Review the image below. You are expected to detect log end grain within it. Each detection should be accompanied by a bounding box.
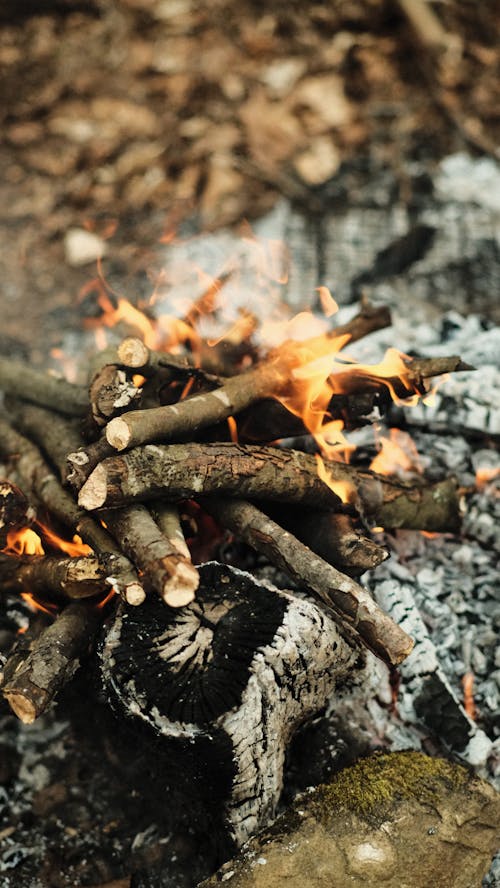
[124,582,147,607]
[2,691,37,724]
[161,560,200,608]
[106,416,131,451]
[117,337,150,369]
[78,464,108,510]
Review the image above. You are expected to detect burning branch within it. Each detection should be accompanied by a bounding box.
[0,416,145,605]
[0,550,129,601]
[77,441,460,533]
[104,303,393,452]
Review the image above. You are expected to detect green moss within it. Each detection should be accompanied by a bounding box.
[311,751,470,825]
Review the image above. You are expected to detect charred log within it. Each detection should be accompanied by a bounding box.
[100,561,361,847]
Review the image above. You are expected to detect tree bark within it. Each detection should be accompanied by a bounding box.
[203,497,413,667]
[0,551,129,601]
[78,443,343,511]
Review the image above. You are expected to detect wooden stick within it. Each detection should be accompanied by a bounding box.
[0,480,36,546]
[0,356,88,417]
[203,498,414,666]
[101,504,199,607]
[78,443,344,511]
[1,601,100,723]
[66,437,115,491]
[0,417,145,605]
[267,508,389,576]
[0,551,129,601]
[7,399,83,480]
[0,615,48,685]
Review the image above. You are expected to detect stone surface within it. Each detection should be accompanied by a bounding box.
[200,752,500,888]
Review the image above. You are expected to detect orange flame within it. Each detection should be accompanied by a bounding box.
[316,286,338,318]
[5,528,44,556]
[475,466,500,489]
[36,524,92,557]
[370,429,423,478]
[315,454,355,504]
[227,416,238,443]
[96,588,117,610]
[20,592,57,617]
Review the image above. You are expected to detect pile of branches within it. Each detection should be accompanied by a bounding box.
[0,300,469,723]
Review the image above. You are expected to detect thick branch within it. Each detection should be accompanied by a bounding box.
[1,601,100,723]
[204,498,413,666]
[102,504,199,607]
[0,551,128,601]
[78,443,343,511]
[77,441,460,532]
[0,356,87,416]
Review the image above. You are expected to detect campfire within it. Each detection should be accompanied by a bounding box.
[1,261,490,849]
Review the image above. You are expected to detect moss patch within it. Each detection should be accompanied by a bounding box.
[312,751,470,825]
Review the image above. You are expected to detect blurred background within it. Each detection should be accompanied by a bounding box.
[0,0,498,358]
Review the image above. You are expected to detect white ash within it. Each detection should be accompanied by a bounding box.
[363,532,499,767]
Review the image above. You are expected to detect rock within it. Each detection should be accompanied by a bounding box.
[200,752,500,888]
[64,228,107,266]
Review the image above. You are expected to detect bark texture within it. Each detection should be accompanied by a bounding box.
[1,601,100,723]
[78,443,343,511]
[0,551,128,600]
[102,504,198,607]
